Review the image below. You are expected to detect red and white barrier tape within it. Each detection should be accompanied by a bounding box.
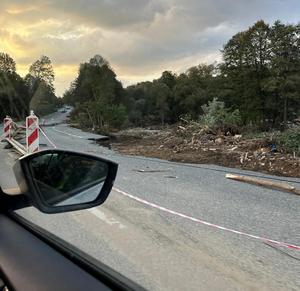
[113,187,300,251]
[12,122,26,130]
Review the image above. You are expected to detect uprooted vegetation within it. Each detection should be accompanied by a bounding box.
[110,100,299,177]
[111,123,299,177]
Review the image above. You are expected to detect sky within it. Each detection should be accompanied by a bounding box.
[0,0,299,96]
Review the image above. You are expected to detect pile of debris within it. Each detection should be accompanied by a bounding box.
[159,121,244,152]
[112,122,300,177]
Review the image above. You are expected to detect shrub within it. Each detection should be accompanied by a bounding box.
[276,128,300,155]
[70,101,128,130]
[199,98,242,132]
[103,104,127,129]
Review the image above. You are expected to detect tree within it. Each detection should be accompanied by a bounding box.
[221,21,273,125]
[173,73,194,117]
[172,64,216,120]
[62,82,76,105]
[70,55,123,105]
[0,71,30,119]
[0,53,29,120]
[159,71,177,89]
[263,21,300,128]
[66,55,126,129]
[89,55,109,68]
[221,20,300,128]
[151,81,171,126]
[29,55,55,89]
[124,81,158,126]
[26,55,57,115]
[0,52,16,74]
[30,81,57,116]
[24,73,39,98]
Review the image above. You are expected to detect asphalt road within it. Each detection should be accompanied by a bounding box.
[1,110,299,290]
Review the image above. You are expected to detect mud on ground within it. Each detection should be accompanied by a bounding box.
[106,126,299,178]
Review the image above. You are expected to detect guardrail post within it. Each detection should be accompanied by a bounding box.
[3,116,12,140]
[26,110,39,153]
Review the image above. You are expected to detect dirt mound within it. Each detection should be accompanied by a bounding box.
[111,124,299,178]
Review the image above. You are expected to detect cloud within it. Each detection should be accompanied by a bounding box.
[50,0,168,29]
[0,0,299,95]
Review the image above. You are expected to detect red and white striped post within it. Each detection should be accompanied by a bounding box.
[26,110,39,153]
[3,116,12,140]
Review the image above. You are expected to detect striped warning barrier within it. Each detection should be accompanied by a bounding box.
[1,108,58,157]
[3,116,27,155]
[3,116,12,139]
[1,110,54,155]
[26,111,39,154]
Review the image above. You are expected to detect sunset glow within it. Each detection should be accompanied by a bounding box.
[1,0,299,95]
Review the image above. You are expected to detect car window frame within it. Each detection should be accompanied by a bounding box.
[6,210,145,291]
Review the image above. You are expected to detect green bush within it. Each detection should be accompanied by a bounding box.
[103,104,127,129]
[276,128,300,155]
[70,101,127,130]
[199,98,242,130]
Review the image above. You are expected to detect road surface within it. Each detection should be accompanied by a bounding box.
[0,110,299,290]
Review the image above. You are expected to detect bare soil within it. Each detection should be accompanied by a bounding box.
[108,126,300,178]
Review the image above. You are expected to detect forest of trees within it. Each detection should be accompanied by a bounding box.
[0,54,59,120]
[0,20,299,132]
[64,20,300,131]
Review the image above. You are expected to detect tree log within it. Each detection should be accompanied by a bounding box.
[226,174,300,196]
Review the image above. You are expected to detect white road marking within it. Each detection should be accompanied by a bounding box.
[52,127,84,139]
[89,208,126,229]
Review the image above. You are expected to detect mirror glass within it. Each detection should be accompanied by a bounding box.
[28,152,108,206]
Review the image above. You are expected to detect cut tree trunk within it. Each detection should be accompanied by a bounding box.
[226,174,300,196]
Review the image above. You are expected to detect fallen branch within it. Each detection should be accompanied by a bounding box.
[226,174,300,196]
[178,125,186,130]
[179,117,200,126]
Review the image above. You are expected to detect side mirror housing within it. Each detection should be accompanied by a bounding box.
[13,149,118,213]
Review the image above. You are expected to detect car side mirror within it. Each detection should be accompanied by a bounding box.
[13,149,118,213]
